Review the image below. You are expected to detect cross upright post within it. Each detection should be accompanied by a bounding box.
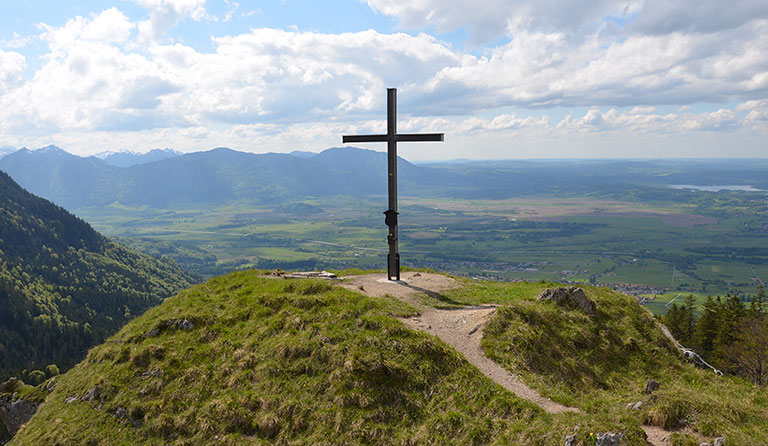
[342,88,444,281]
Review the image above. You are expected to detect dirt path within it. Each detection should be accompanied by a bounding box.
[339,272,574,414]
[339,272,676,445]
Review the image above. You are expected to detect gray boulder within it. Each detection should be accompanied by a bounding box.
[0,395,40,435]
[82,386,101,402]
[644,379,660,394]
[596,431,624,446]
[538,287,596,316]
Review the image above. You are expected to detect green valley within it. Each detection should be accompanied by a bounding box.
[76,189,768,315]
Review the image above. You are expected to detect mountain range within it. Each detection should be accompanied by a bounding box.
[0,147,16,160]
[93,148,183,168]
[2,145,768,211]
[0,146,430,209]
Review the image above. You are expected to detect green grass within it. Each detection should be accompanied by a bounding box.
[10,271,598,446]
[474,280,768,444]
[14,271,768,445]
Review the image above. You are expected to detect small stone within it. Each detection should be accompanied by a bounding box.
[177,318,194,330]
[144,329,160,337]
[596,431,623,446]
[115,407,128,419]
[82,387,101,402]
[645,379,661,394]
[625,401,643,410]
[564,434,577,446]
[65,396,78,403]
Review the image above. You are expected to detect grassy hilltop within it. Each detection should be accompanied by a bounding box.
[9,271,768,445]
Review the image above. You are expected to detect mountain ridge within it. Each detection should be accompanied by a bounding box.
[94,148,183,168]
[0,169,195,380]
[0,146,427,209]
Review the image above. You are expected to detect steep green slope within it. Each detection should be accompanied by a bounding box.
[13,273,520,444]
[440,281,768,444]
[0,170,194,379]
[10,271,660,446]
[12,272,768,445]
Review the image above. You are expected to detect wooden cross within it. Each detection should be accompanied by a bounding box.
[342,88,444,281]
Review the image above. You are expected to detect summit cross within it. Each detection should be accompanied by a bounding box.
[342,88,444,281]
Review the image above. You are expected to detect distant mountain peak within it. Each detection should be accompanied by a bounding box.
[95,147,183,167]
[289,150,318,159]
[36,145,68,155]
[0,145,17,159]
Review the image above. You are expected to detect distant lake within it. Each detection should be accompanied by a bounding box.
[670,184,765,192]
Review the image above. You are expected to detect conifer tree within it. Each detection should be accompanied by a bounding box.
[695,296,719,358]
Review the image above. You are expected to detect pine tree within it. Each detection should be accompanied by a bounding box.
[680,294,697,347]
[749,285,766,317]
[695,296,719,358]
[712,294,747,370]
[664,303,683,340]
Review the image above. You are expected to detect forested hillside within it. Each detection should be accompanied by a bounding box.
[0,170,194,380]
[664,289,768,384]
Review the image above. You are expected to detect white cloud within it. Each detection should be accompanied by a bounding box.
[134,0,208,42]
[2,17,461,135]
[364,0,768,42]
[415,18,768,111]
[2,3,767,158]
[0,49,26,93]
[39,8,134,47]
[628,0,768,35]
[364,0,641,45]
[738,99,768,125]
[556,107,747,133]
[1,32,33,49]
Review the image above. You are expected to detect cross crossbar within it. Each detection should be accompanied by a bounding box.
[341,88,444,281]
[343,133,444,143]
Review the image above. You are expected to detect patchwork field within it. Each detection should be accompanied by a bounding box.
[75,191,768,316]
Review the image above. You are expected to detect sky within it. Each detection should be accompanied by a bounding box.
[0,0,767,160]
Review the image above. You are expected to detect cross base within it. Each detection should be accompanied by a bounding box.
[388,252,400,281]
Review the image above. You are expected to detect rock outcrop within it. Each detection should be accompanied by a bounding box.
[538,287,596,316]
[644,379,660,394]
[0,395,39,436]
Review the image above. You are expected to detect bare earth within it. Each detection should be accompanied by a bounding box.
[339,271,676,445]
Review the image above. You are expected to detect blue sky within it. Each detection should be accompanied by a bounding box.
[0,0,767,159]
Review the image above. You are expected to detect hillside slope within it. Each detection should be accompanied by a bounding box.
[0,170,194,379]
[12,270,768,445]
[11,272,564,445]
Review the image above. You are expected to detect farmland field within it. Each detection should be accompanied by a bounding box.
[76,188,768,315]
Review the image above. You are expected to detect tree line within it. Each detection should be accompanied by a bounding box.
[664,286,767,385]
